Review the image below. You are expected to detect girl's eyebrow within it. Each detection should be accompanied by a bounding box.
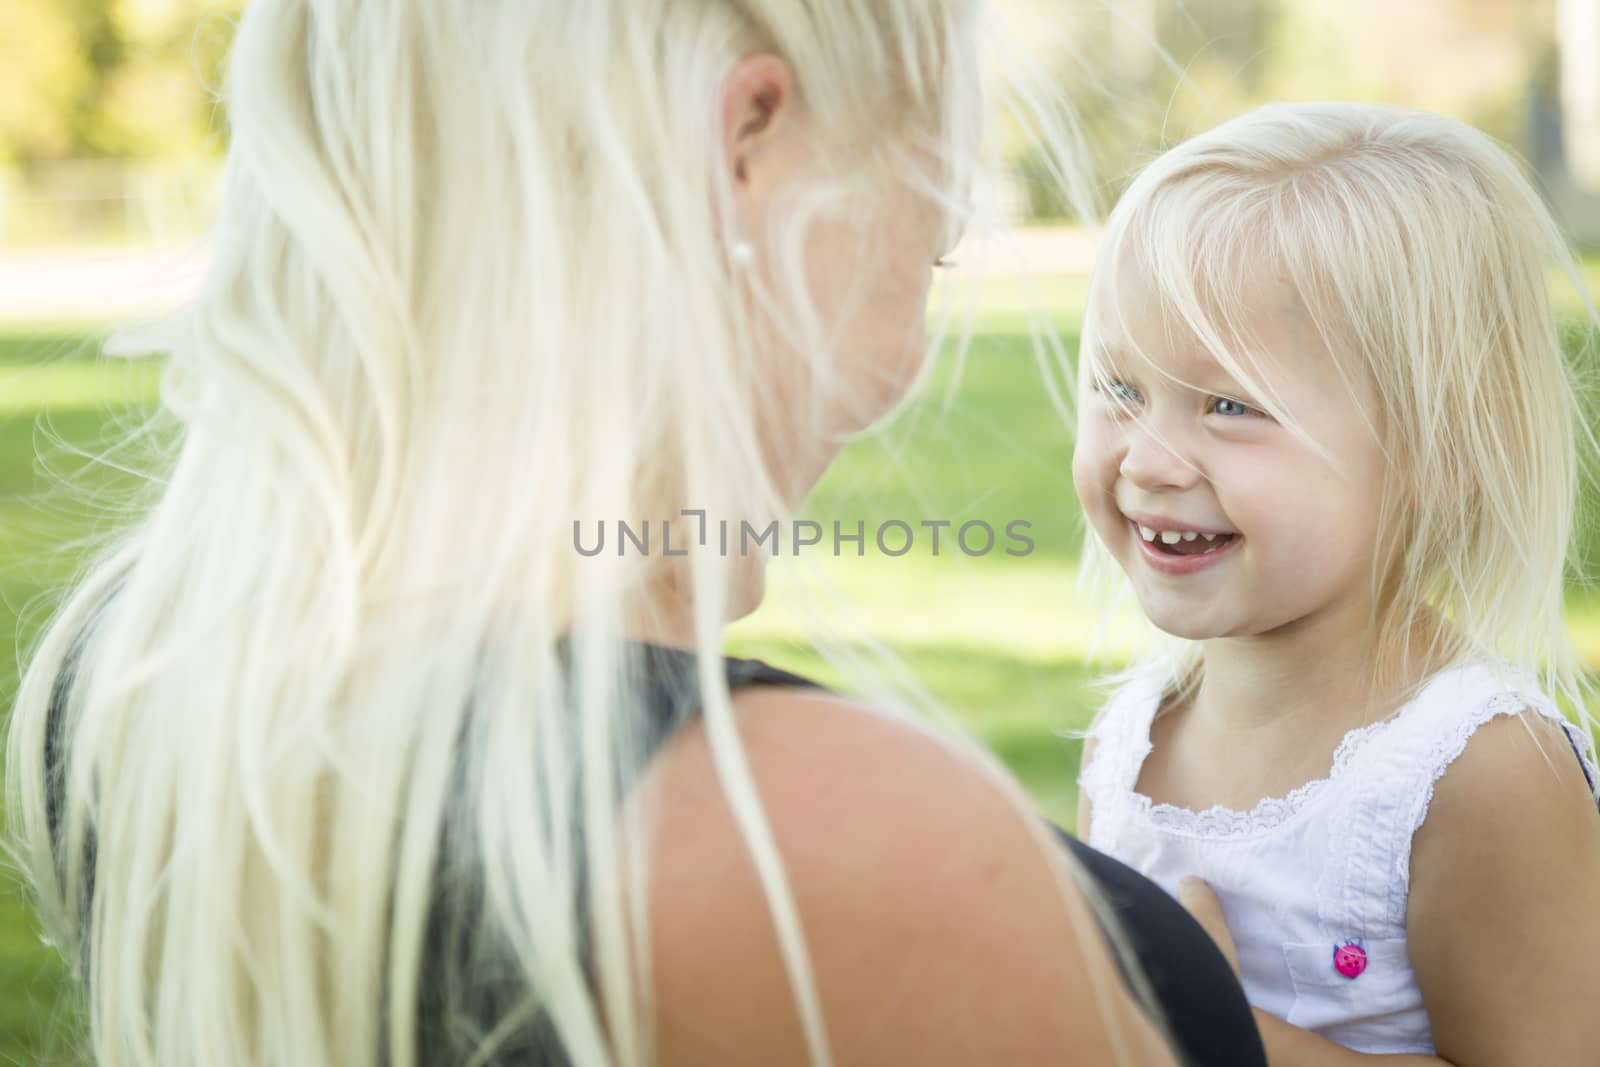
[1178,351,1262,395]
[1097,345,1246,391]
[1089,344,1136,371]
[1093,340,1266,400]
[1190,368,1252,394]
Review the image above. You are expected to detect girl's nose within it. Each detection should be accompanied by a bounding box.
[1118,424,1202,492]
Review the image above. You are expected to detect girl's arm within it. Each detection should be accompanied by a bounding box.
[1404,712,1600,1067]
[1248,1010,1451,1067]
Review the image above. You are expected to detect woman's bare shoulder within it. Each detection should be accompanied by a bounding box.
[635,685,1175,1067]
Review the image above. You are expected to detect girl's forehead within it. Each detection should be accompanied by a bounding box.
[1091,250,1345,391]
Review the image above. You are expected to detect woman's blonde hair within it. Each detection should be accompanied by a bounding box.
[6,2,1134,1066]
[1079,101,1597,723]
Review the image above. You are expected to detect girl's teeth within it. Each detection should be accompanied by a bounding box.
[1138,522,1236,548]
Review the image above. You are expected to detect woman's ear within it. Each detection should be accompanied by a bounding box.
[721,54,797,192]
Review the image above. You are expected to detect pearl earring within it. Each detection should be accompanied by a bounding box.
[731,239,755,267]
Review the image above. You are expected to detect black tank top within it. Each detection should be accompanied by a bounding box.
[46,641,1266,1067]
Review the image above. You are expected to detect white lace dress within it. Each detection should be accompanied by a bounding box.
[1079,661,1600,1055]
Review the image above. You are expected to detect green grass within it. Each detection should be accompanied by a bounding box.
[0,271,1598,1061]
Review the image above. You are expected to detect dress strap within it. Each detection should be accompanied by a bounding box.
[1079,673,1165,848]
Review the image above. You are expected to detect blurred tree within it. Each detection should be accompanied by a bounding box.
[1559,0,1600,193]
[0,0,94,163]
[1010,0,1558,223]
[0,0,239,166]
[1013,0,1283,221]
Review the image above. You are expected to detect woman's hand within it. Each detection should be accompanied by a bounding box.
[1176,878,1454,1067]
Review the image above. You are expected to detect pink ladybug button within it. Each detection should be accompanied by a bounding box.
[1333,940,1368,979]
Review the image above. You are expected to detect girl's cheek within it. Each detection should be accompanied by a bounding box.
[1074,420,1122,480]
[1070,434,1105,498]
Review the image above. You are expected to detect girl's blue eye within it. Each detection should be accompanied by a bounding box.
[1103,379,1142,404]
[1212,397,1255,417]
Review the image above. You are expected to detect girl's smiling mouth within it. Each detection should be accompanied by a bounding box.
[1127,518,1241,575]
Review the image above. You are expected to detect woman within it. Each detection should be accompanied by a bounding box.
[7,2,1264,1065]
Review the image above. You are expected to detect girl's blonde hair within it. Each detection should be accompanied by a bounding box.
[6,2,1138,1067]
[1080,101,1597,722]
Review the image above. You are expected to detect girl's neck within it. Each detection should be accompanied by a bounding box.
[1185,601,1446,738]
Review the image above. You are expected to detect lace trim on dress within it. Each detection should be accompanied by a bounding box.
[1123,709,1408,840]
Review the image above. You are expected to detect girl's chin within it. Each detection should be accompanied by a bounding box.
[1149,620,1225,641]
[1133,599,1231,641]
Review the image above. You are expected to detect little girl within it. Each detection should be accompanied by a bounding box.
[1072,102,1600,1063]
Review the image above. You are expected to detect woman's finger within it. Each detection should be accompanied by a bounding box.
[1177,876,1241,977]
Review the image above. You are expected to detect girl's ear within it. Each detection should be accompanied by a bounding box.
[720,54,797,191]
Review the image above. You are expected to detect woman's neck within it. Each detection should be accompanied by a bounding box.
[622,558,769,653]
